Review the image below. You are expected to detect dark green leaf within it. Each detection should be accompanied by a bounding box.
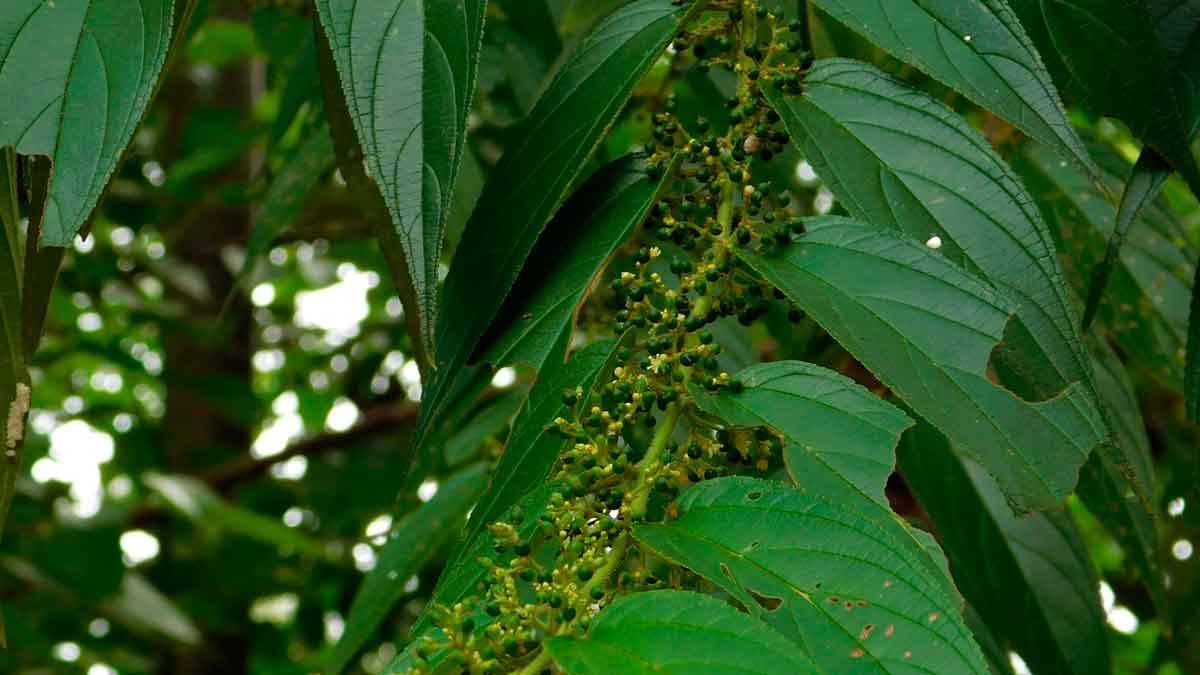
[634,478,988,674]
[1187,266,1200,422]
[743,217,1106,512]
[690,360,912,508]
[326,463,487,675]
[0,0,174,246]
[315,0,487,355]
[0,148,23,543]
[1082,148,1175,330]
[768,59,1100,406]
[414,0,704,480]
[808,0,1096,175]
[495,0,562,65]
[545,589,820,675]
[1019,141,1194,389]
[1007,0,1200,195]
[897,421,1110,675]
[475,155,666,369]
[1077,338,1167,620]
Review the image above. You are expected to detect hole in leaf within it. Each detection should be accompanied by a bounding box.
[719,562,736,582]
[748,588,782,612]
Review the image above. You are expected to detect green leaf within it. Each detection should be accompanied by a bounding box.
[1082,148,1175,330]
[0,149,24,544]
[326,463,487,675]
[418,338,622,634]
[689,360,913,508]
[743,217,1105,512]
[1019,140,1194,389]
[1006,0,1200,196]
[634,478,987,674]
[314,0,487,356]
[1187,270,1200,423]
[807,0,1096,176]
[1077,338,1167,620]
[495,0,562,65]
[0,0,174,246]
[413,0,705,479]
[897,421,1110,675]
[144,472,338,562]
[443,390,526,466]
[233,126,335,299]
[475,155,666,369]
[415,483,556,635]
[545,589,821,675]
[767,59,1099,405]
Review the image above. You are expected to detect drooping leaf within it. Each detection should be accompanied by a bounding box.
[545,589,821,675]
[767,59,1100,407]
[689,360,912,508]
[1006,0,1200,195]
[412,0,706,479]
[807,0,1096,175]
[314,0,487,356]
[1082,148,1175,330]
[1076,337,1167,620]
[897,421,1110,675]
[414,483,556,635]
[634,478,988,674]
[144,472,338,562]
[326,463,487,675]
[0,0,174,246]
[743,217,1106,512]
[1019,140,1194,389]
[476,155,667,369]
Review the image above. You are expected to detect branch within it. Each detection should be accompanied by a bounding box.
[201,402,419,488]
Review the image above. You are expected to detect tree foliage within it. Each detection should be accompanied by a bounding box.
[1,1,1198,674]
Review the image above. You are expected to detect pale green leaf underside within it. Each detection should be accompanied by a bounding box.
[769,59,1100,407]
[0,0,173,246]
[546,589,821,675]
[634,478,987,674]
[743,218,1105,512]
[809,0,1096,176]
[315,0,485,353]
[690,360,912,508]
[327,463,487,675]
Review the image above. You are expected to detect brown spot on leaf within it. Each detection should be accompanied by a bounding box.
[859,624,875,640]
[849,649,864,659]
[885,625,895,638]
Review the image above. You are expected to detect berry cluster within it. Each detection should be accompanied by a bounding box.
[412,3,811,672]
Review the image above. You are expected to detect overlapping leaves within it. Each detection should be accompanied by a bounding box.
[743,217,1106,512]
